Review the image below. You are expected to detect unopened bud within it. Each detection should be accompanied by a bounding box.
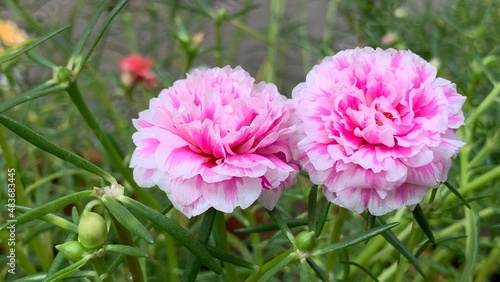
[55,241,87,262]
[295,231,316,252]
[55,66,73,83]
[78,210,108,249]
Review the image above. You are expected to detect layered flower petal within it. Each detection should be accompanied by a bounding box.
[292,47,465,215]
[131,66,298,217]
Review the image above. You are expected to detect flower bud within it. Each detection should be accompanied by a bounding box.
[54,66,73,83]
[55,241,87,262]
[295,231,316,252]
[78,210,108,249]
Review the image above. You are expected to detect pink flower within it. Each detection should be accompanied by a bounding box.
[130,66,299,217]
[119,54,158,88]
[291,47,466,215]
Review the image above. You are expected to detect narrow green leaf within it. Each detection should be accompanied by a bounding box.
[44,256,90,282]
[314,222,399,256]
[0,114,115,183]
[0,25,70,65]
[205,245,255,269]
[414,235,467,257]
[377,219,425,277]
[182,208,217,282]
[0,83,66,114]
[340,261,380,282]
[13,271,97,282]
[267,208,295,243]
[67,1,108,69]
[299,258,309,282]
[308,185,318,231]
[306,258,328,282]
[234,218,308,234]
[78,0,129,71]
[106,244,148,257]
[0,190,95,230]
[118,195,221,274]
[459,205,478,282]
[412,204,435,245]
[315,199,330,237]
[102,194,153,244]
[16,206,78,233]
[246,247,296,282]
[26,51,58,69]
[443,181,471,209]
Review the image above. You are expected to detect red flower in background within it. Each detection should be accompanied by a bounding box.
[119,54,158,88]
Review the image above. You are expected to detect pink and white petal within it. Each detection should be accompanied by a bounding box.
[132,167,163,188]
[385,183,429,210]
[258,188,282,210]
[164,177,204,206]
[158,146,208,178]
[202,178,262,213]
[406,160,451,188]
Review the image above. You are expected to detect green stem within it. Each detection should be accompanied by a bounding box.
[65,81,158,209]
[244,208,263,266]
[322,0,340,49]
[466,82,500,127]
[214,212,238,281]
[90,256,112,282]
[393,221,419,282]
[265,0,286,83]
[297,0,312,75]
[111,216,145,282]
[165,234,180,282]
[214,19,223,66]
[325,207,349,276]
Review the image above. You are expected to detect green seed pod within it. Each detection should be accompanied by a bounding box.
[54,66,74,83]
[295,231,316,252]
[55,241,87,262]
[78,210,108,249]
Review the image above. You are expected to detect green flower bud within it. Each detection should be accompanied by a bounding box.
[55,241,87,262]
[295,231,316,252]
[54,66,74,83]
[78,210,108,249]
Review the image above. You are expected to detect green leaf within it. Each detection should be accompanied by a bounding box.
[67,1,108,69]
[77,0,129,72]
[16,206,78,233]
[0,190,95,230]
[340,261,380,282]
[459,205,478,282]
[443,181,471,209]
[299,258,309,282]
[205,245,255,269]
[13,271,97,282]
[308,185,318,231]
[314,222,399,256]
[315,199,330,237]
[377,218,425,277]
[26,51,58,69]
[0,83,66,114]
[118,195,221,274]
[414,235,467,257]
[106,244,148,257]
[44,256,90,282]
[0,25,70,65]
[182,208,218,282]
[267,208,295,243]
[411,204,435,245]
[102,194,153,244]
[0,114,116,184]
[234,218,308,234]
[246,247,296,282]
[306,258,328,282]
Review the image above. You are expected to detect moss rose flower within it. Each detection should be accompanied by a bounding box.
[131,66,299,217]
[291,47,466,215]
